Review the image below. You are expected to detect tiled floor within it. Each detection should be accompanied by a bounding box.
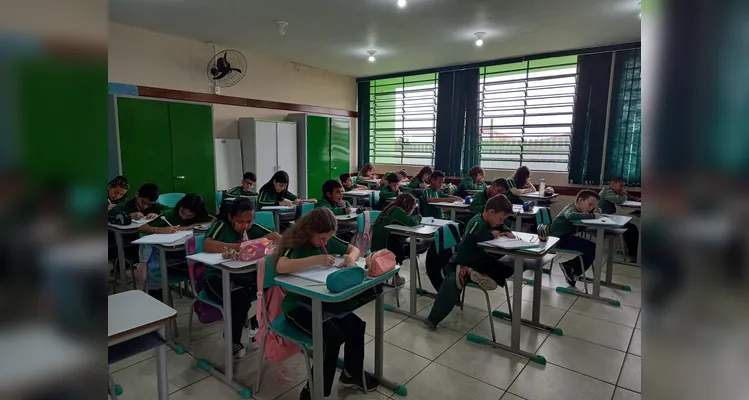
[110,257,642,400]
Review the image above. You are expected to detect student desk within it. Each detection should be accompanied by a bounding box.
[108,290,177,400]
[475,233,560,364]
[517,191,559,206]
[431,201,470,221]
[420,217,457,227]
[343,190,375,208]
[261,205,294,232]
[358,179,379,189]
[466,189,480,196]
[618,201,642,266]
[512,204,541,231]
[275,266,405,400]
[185,253,259,397]
[334,212,358,222]
[561,215,633,306]
[108,219,150,291]
[384,224,441,318]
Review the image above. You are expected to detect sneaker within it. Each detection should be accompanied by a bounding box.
[392,274,406,286]
[232,343,246,359]
[455,266,471,289]
[469,270,498,291]
[560,261,577,287]
[299,384,311,400]
[338,370,379,392]
[423,318,437,331]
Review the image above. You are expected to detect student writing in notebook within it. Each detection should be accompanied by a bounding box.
[550,189,601,286]
[377,173,401,209]
[225,172,258,198]
[107,175,129,210]
[203,198,281,358]
[257,170,300,209]
[422,170,462,219]
[370,193,424,286]
[456,165,487,197]
[138,194,214,234]
[275,209,376,399]
[356,162,377,182]
[108,183,169,219]
[468,178,507,214]
[424,195,515,330]
[407,166,432,190]
[505,166,537,204]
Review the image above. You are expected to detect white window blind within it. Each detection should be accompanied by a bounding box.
[479,56,578,172]
[369,73,437,165]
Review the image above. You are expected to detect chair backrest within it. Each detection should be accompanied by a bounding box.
[300,202,315,217]
[157,193,185,208]
[357,210,380,232]
[215,191,224,212]
[536,207,552,225]
[254,211,275,231]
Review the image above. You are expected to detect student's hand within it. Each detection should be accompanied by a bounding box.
[343,208,351,215]
[593,211,601,219]
[338,255,356,268]
[451,196,462,202]
[145,213,159,220]
[280,199,293,207]
[131,212,145,219]
[419,182,427,189]
[500,231,516,239]
[314,254,336,267]
[160,226,181,234]
[108,203,116,211]
[491,230,502,239]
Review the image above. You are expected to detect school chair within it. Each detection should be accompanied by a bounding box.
[300,202,315,217]
[157,193,185,208]
[254,211,275,231]
[215,191,224,212]
[367,191,381,210]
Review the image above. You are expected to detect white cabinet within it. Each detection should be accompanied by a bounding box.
[238,118,298,195]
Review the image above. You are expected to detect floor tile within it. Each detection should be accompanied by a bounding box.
[174,313,225,343]
[405,362,506,400]
[435,335,528,390]
[110,351,208,399]
[607,274,641,292]
[613,387,641,400]
[109,347,156,373]
[383,287,435,314]
[168,376,241,399]
[416,303,487,333]
[520,285,577,311]
[469,317,550,354]
[273,371,391,400]
[556,312,634,351]
[362,340,431,385]
[597,286,642,308]
[500,394,526,400]
[187,330,259,367]
[635,311,642,329]
[508,362,615,400]
[384,318,463,360]
[618,354,641,393]
[239,352,309,400]
[459,284,509,312]
[609,263,642,278]
[523,269,571,290]
[568,298,640,327]
[628,329,641,356]
[353,300,408,337]
[538,335,626,384]
[495,299,567,327]
[172,295,193,317]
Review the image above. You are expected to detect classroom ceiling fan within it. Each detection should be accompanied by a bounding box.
[206,49,247,88]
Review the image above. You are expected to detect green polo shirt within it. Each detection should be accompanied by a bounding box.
[279,237,350,313]
[378,186,399,209]
[454,213,510,267]
[202,220,274,278]
[468,188,490,214]
[549,203,597,238]
[422,186,449,219]
[504,178,525,204]
[314,197,352,216]
[109,198,169,216]
[225,186,258,198]
[458,176,487,193]
[147,209,212,228]
[343,185,355,192]
[371,207,421,252]
[257,188,298,209]
[407,177,425,189]
[598,185,627,215]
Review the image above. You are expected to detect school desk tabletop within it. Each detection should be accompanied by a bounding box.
[108,219,151,292]
[342,190,375,207]
[334,212,358,221]
[431,201,470,221]
[275,265,404,400]
[477,232,560,364]
[357,179,379,189]
[517,191,560,205]
[261,205,294,231]
[109,290,176,400]
[512,204,542,231]
[566,215,634,305]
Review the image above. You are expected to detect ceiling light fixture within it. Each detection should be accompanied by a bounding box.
[474,32,485,47]
[397,0,407,8]
[367,50,376,62]
[276,21,288,35]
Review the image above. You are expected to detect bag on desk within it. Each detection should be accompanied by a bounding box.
[239,234,272,262]
[108,211,131,226]
[366,250,396,277]
[326,267,366,293]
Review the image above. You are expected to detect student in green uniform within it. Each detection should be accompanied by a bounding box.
[377,173,401,209]
[377,171,395,190]
[275,209,375,399]
[315,180,352,216]
[456,165,487,197]
[108,175,129,211]
[396,169,409,182]
[138,194,214,234]
[504,166,537,204]
[339,173,366,192]
[551,189,601,286]
[422,170,461,219]
[370,193,422,286]
[468,178,507,214]
[109,183,169,219]
[225,172,258,198]
[599,177,640,259]
[257,170,299,210]
[408,166,432,190]
[202,199,280,357]
[424,195,516,330]
[356,163,377,183]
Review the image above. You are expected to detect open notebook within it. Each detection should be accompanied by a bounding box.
[482,236,539,250]
[289,257,366,283]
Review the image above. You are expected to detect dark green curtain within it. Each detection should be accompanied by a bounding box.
[434,68,479,176]
[568,53,613,185]
[604,50,641,186]
[356,80,371,168]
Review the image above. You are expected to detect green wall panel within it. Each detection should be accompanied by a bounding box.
[330,117,350,179]
[306,116,331,200]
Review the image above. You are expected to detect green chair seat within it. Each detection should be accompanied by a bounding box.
[271,314,312,348]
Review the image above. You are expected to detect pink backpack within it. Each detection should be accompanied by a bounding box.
[255,257,300,363]
[366,250,397,277]
[351,211,373,253]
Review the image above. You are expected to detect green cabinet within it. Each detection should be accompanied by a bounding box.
[117,97,216,211]
[287,113,351,200]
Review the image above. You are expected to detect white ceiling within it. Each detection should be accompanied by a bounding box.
[109,0,641,78]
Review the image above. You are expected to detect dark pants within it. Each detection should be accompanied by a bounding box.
[557,236,596,274]
[205,272,257,345]
[427,258,512,325]
[286,308,366,397]
[623,223,639,258]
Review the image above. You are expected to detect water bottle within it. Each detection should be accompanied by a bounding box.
[539,178,546,195]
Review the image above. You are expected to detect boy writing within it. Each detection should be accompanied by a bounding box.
[468,178,507,214]
[550,189,601,286]
[422,170,461,219]
[225,172,258,198]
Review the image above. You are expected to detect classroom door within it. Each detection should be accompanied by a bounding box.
[117,98,175,195]
[168,102,216,212]
[306,115,332,200]
[329,117,350,180]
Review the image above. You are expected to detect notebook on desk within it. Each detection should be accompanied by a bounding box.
[580,217,616,225]
[483,236,539,250]
[132,231,192,245]
[289,257,366,283]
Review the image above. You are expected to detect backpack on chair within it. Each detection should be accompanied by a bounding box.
[186,235,223,324]
[351,210,377,255]
[255,256,300,363]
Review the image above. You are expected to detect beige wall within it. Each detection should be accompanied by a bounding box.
[108,22,358,165]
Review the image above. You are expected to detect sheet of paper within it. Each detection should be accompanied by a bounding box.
[483,236,539,250]
[288,257,365,283]
[580,217,617,225]
[420,217,456,227]
[186,252,225,265]
[132,230,193,245]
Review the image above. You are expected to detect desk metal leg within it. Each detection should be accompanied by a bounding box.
[311,299,325,400]
[156,325,169,400]
[371,294,407,395]
[384,235,427,321]
[274,213,281,233]
[494,264,562,335]
[158,249,173,340]
[114,231,127,293]
[450,209,456,221]
[515,217,522,232]
[581,235,631,291]
[555,228,621,306]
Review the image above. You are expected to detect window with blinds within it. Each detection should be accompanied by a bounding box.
[479,56,578,172]
[369,73,438,165]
